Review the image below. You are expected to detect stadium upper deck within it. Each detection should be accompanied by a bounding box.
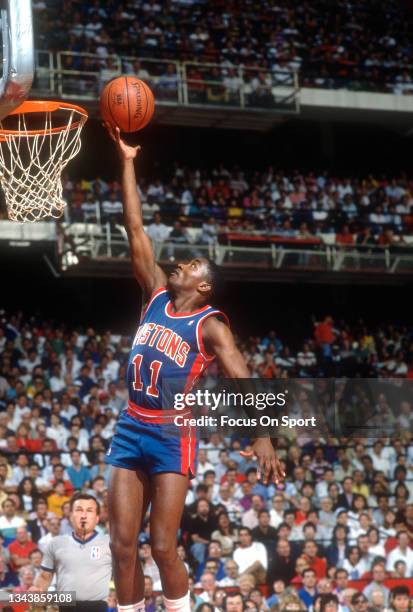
[35,0,413,94]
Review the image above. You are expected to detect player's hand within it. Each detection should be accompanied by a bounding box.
[104,122,141,161]
[240,439,285,485]
[28,586,43,592]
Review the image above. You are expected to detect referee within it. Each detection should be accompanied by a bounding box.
[32,492,112,612]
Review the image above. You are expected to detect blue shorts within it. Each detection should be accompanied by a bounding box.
[105,408,198,478]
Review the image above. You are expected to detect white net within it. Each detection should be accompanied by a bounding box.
[0,103,88,223]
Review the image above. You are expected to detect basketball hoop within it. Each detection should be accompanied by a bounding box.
[0,100,88,222]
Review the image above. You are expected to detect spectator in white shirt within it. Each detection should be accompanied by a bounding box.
[269,494,285,529]
[38,517,62,553]
[18,350,40,374]
[58,395,78,423]
[196,449,215,479]
[147,180,165,200]
[46,415,69,450]
[386,532,413,576]
[371,441,390,475]
[102,350,120,382]
[49,364,65,394]
[146,213,170,243]
[233,527,268,582]
[102,191,123,222]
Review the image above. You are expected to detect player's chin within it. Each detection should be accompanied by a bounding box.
[167,275,179,291]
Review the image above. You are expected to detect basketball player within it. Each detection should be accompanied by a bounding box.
[104,125,285,612]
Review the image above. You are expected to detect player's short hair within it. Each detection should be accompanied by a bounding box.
[70,492,100,514]
[204,258,223,299]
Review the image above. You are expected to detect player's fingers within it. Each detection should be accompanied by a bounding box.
[263,456,272,485]
[115,126,122,142]
[256,456,263,480]
[271,456,279,484]
[276,460,286,481]
[239,450,253,458]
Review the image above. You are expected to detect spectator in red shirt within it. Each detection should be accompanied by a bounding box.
[336,225,355,247]
[314,316,336,358]
[8,526,37,572]
[302,540,327,579]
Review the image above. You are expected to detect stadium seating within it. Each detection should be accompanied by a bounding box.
[35,0,413,94]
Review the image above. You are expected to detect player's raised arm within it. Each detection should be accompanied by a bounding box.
[202,316,286,485]
[105,123,166,304]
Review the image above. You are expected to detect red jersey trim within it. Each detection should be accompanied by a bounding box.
[127,399,190,423]
[164,301,211,319]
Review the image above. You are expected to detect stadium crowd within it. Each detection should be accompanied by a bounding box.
[34,0,413,94]
[61,167,413,247]
[0,310,413,612]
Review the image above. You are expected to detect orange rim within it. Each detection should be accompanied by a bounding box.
[0,100,88,137]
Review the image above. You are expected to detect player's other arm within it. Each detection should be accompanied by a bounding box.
[105,124,166,303]
[202,317,285,485]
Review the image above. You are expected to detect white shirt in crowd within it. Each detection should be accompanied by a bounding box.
[386,546,413,576]
[233,542,268,574]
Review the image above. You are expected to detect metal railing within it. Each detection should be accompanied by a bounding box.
[30,50,300,114]
[59,222,413,275]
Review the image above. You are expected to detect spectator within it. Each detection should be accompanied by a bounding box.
[8,526,37,572]
[298,568,318,608]
[66,450,92,490]
[363,561,390,606]
[389,586,411,612]
[267,538,296,586]
[47,481,70,517]
[16,477,39,514]
[37,517,62,553]
[211,512,238,558]
[26,499,50,543]
[233,527,267,582]
[146,212,170,243]
[0,498,26,545]
[386,531,413,576]
[189,499,217,564]
[314,316,336,359]
[12,564,35,593]
[251,510,278,550]
[302,540,327,579]
[218,560,239,587]
[242,495,265,530]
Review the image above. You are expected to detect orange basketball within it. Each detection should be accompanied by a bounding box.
[100,76,155,133]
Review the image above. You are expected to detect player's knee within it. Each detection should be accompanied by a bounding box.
[110,538,135,562]
[151,541,177,567]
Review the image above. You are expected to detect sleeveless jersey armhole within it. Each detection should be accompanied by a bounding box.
[196,310,230,361]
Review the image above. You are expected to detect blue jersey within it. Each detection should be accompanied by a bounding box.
[106,287,228,477]
[127,286,229,413]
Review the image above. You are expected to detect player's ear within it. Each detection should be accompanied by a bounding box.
[198,280,212,297]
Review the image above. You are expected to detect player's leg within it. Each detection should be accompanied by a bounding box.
[108,466,151,608]
[149,472,190,606]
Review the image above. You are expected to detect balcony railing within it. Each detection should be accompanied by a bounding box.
[30,50,300,114]
[58,222,413,276]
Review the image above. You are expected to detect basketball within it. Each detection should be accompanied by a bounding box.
[100,76,155,133]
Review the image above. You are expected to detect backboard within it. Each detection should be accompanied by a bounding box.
[0,0,34,120]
